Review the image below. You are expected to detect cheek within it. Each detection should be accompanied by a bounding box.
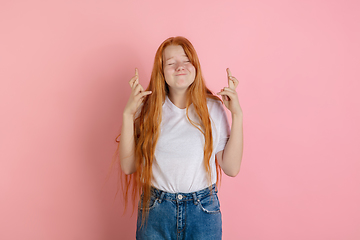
[164,68,170,75]
[189,65,196,76]
[164,65,174,72]
[163,68,172,82]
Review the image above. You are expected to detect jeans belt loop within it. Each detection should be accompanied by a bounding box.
[192,193,199,205]
[158,192,165,203]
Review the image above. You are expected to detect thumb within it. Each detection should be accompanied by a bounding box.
[140,90,152,97]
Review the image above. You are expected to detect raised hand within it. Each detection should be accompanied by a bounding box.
[217,68,242,116]
[123,68,152,117]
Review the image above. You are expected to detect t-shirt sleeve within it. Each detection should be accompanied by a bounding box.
[215,102,231,153]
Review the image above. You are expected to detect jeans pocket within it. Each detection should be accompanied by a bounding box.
[198,194,221,214]
[138,195,159,211]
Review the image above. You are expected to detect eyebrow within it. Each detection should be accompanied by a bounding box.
[165,54,188,61]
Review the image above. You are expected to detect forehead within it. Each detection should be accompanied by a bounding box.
[163,45,187,60]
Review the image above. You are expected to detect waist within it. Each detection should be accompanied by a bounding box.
[150,184,218,202]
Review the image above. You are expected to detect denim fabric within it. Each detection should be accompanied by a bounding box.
[136,184,222,240]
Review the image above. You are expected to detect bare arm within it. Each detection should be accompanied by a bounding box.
[216,68,244,177]
[119,69,152,175]
[119,113,136,175]
[216,113,243,177]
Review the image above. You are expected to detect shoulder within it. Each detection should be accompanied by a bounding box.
[207,97,224,113]
[206,97,228,123]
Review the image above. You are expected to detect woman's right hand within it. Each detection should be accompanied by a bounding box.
[123,68,152,117]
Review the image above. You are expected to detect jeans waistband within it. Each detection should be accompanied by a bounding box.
[150,184,218,202]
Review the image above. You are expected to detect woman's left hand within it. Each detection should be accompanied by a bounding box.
[217,68,243,116]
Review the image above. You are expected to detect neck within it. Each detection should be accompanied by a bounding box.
[168,90,187,109]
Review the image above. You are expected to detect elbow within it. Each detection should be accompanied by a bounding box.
[223,161,241,177]
[120,161,136,175]
[225,168,240,177]
[122,168,135,175]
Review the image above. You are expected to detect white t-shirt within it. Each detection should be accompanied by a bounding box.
[152,96,230,193]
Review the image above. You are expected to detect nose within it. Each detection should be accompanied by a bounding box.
[176,62,185,71]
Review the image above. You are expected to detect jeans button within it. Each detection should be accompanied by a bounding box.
[178,194,183,200]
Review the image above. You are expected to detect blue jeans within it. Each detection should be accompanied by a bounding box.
[136,184,222,240]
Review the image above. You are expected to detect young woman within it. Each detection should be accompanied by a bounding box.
[116,36,243,239]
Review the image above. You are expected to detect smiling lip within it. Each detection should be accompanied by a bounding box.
[175,73,186,76]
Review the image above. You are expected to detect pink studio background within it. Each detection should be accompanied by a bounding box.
[1,0,359,239]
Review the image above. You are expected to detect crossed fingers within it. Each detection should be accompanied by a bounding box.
[128,68,151,100]
[129,68,144,92]
[227,68,239,90]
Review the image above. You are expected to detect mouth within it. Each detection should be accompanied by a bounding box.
[175,73,186,76]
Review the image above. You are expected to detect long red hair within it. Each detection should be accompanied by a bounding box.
[114,36,222,220]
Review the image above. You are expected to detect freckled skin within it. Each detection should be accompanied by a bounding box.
[163,45,196,94]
